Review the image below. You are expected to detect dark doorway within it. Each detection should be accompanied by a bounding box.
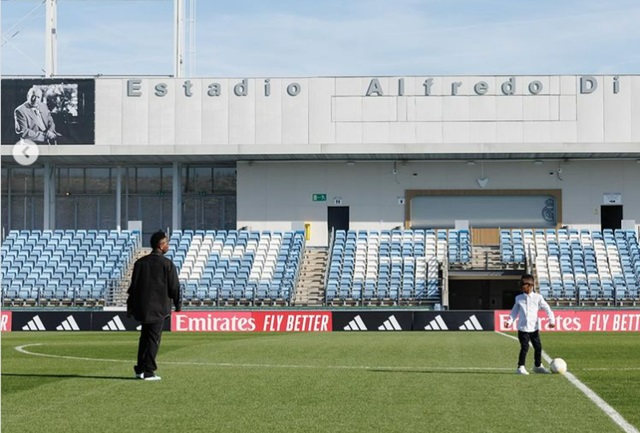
[328,207,349,239]
[448,278,520,310]
[601,205,623,231]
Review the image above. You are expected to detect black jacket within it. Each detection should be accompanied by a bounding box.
[127,250,181,324]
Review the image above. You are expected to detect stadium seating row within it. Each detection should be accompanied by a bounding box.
[166,229,305,304]
[323,229,463,304]
[1,229,139,305]
[4,227,637,307]
[500,228,640,301]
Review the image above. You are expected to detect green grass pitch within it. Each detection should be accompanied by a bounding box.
[2,331,639,433]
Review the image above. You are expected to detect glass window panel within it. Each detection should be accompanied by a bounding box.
[182,167,193,193]
[202,196,223,229]
[32,168,44,193]
[99,196,117,229]
[85,168,111,193]
[214,167,236,193]
[10,196,26,229]
[1,194,8,230]
[56,168,68,193]
[77,197,98,229]
[1,168,8,193]
[67,168,85,193]
[160,167,172,194]
[127,196,141,222]
[126,168,136,194]
[193,167,212,193]
[56,196,76,229]
[224,196,236,230]
[32,197,44,230]
[136,168,162,193]
[10,196,42,230]
[56,168,84,194]
[182,196,197,229]
[161,196,172,232]
[140,196,164,235]
[10,168,33,193]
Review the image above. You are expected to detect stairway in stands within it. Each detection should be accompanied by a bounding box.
[469,245,507,271]
[292,247,328,306]
[109,247,151,306]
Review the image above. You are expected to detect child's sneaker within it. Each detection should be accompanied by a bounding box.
[533,365,550,374]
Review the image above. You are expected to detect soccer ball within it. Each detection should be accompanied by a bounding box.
[550,358,567,374]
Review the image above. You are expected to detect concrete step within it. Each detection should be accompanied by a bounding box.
[293,247,328,305]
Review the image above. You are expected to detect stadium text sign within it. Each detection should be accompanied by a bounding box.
[127,79,303,98]
[495,310,640,332]
[1,311,11,332]
[364,76,615,96]
[171,311,332,332]
[125,76,618,99]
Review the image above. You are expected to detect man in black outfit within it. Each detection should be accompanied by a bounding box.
[127,230,181,381]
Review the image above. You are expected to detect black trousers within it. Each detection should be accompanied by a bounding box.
[135,319,165,375]
[517,330,542,367]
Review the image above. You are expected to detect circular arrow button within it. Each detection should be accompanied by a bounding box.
[13,140,40,166]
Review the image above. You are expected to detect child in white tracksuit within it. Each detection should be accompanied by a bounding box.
[505,274,556,375]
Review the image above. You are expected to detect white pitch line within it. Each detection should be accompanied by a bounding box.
[582,367,640,371]
[15,343,514,373]
[495,331,639,433]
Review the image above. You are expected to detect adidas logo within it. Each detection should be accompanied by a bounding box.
[424,315,448,331]
[343,315,368,331]
[56,315,80,331]
[102,316,126,331]
[459,315,483,331]
[378,315,402,331]
[22,315,46,331]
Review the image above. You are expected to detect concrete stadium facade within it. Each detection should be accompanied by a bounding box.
[2,75,640,245]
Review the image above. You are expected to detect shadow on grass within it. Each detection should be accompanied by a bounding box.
[2,373,138,381]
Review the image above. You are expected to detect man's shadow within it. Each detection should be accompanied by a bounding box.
[2,373,137,381]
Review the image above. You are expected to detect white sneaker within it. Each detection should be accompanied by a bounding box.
[143,375,161,381]
[533,366,550,374]
[517,365,529,375]
[135,373,144,379]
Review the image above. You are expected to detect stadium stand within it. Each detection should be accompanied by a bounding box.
[1,230,139,306]
[2,226,637,309]
[500,228,640,303]
[323,229,465,306]
[166,230,305,306]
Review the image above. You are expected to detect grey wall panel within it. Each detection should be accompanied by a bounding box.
[68,75,640,155]
[410,195,557,229]
[96,79,123,145]
[148,79,177,146]
[175,78,202,146]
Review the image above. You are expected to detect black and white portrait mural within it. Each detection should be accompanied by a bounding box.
[1,78,95,145]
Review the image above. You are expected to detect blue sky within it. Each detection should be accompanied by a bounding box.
[2,0,640,77]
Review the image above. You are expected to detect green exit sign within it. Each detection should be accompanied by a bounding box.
[312,193,327,202]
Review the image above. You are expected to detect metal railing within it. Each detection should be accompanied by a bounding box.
[2,279,122,308]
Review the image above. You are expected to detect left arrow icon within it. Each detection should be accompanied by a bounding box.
[13,140,39,166]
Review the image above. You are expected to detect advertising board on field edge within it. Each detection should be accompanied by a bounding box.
[2,309,639,332]
[171,311,332,332]
[4,311,155,332]
[494,309,640,332]
[1,311,11,332]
